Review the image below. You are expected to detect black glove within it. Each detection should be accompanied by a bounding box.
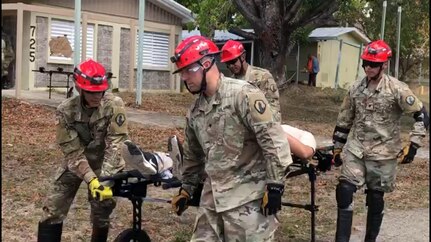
[332,148,343,167]
[260,183,285,216]
[171,188,190,216]
[400,142,420,164]
[188,183,204,207]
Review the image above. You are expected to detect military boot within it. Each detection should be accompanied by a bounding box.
[91,225,109,242]
[335,209,353,242]
[364,212,384,242]
[37,221,63,242]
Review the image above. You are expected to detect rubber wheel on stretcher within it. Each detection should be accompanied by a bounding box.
[113,228,151,242]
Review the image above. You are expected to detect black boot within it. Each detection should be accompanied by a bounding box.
[335,209,353,242]
[364,189,385,242]
[37,221,63,242]
[364,212,384,242]
[91,226,109,242]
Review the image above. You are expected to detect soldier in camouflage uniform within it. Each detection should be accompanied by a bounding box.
[1,30,15,88]
[169,36,293,241]
[332,40,429,242]
[37,59,129,242]
[220,40,281,122]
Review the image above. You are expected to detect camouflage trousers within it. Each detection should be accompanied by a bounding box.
[339,149,398,193]
[40,166,116,228]
[191,199,279,242]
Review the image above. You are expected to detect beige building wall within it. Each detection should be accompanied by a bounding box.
[3,0,183,25]
[3,1,187,93]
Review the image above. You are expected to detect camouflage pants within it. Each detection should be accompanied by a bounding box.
[191,199,279,242]
[339,149,397,193]
[40,167,116,228]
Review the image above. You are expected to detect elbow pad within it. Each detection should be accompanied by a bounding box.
[414,106,429,130]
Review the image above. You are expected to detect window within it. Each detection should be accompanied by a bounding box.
[49,18,95,62]
[135,31,169,69]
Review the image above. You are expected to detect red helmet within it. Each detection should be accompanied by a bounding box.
[220,40,245,63]
[73,59,109,92]
[171,35,220,74]
[361,40,392,62]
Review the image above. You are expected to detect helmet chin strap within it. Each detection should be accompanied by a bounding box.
[78,87,105,107]
[363,65,384,86]
[239,58,246,76]
[184,57,216,95]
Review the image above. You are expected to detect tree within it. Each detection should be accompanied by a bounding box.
[337,0,429,82]
[178,0,428,84]
[177,0,346,86]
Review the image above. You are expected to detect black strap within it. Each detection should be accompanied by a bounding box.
[332,135,347,144]
[334,126,350,134]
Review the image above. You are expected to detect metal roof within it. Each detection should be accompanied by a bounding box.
[152,0,195,23]
[308,27,370,43]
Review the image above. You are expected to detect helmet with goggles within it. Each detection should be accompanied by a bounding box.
[73,59,109,92]
[361,40,392,63]
[171,36,220,74]
[220,40,245,63]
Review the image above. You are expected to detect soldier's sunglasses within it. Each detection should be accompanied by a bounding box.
[362,60,383,68]
[226,58,239,66]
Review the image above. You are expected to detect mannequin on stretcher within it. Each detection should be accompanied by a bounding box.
[119,124,332,180]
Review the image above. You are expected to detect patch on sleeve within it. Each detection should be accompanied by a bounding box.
[405,95,415,106]
[247,93,272,123]
[115,113,126,126]
[254,100,267,114]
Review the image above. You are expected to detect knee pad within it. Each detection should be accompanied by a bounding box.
[366,189,384,214]
[336,181,357,209]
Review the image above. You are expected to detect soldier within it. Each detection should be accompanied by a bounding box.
[37,59,129,242]
[220,40,281,122]
[169,35,292,241]
[332,40,429,242]
[1,30,15,88]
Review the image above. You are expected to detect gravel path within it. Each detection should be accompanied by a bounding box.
[350,207,429,242]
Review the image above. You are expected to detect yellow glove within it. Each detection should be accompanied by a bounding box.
[398,142,419,164]
[171,188,190,216]
[332,148,343,167]
[89,178,113,201]
[397,145,409,159]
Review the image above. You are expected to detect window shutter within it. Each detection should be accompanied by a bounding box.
[50,19,94,61]
[135,31,169,69]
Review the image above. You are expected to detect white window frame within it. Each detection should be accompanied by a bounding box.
[47,18,96,65]
[135,31,170,71]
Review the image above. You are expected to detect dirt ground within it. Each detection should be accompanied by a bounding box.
[1,85,429,241]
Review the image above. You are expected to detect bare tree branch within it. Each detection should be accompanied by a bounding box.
[228,27,258,40]
[283,0,302,25]
[290,3,338,31]
[290,1,337,29]
[232,0,265,31]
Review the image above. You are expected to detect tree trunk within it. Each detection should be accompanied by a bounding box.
[256,32,297,87]
[231,0,338,87]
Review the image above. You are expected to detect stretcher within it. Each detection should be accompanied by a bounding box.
[100,144,334,242]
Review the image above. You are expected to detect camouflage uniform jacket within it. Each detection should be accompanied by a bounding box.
[334,74,426,160]
[1,34,15,76]
[55,92,129,183]
[235,65,281,122]
[181,74,292,212]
